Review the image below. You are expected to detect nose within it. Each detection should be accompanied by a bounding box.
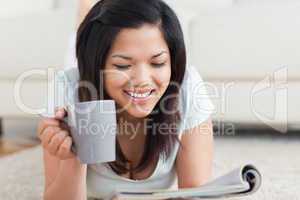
[130,64,152,88]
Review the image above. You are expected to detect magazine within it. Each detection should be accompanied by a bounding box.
[109,164,261,200]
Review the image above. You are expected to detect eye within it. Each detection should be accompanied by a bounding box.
[113,64,131,70]
[152,62,166,67]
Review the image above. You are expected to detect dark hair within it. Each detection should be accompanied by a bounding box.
[76,0,186,175]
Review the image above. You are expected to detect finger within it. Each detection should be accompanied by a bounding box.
[37,118,60,139]
[41,126,61,148]
[48,130,69,155]
[54,107,67,121]
[59,120,71,132]
[57,136,74,159]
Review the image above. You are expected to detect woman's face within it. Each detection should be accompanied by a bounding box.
[104,24,171,118]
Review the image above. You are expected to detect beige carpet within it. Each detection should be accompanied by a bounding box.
[213,133,300,200]
[0,132,299,200]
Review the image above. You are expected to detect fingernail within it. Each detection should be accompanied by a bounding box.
[55,111,63,118]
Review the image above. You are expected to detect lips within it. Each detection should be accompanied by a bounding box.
[123,89,155,98]
[124,88,155,94]
[122,88,155,105]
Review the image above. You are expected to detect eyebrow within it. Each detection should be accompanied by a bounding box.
[111,51,167,60]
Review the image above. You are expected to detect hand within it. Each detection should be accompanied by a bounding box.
[37,107,76,160]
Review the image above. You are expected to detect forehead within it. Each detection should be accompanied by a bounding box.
[109,24,169,55]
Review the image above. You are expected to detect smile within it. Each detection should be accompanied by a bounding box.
[126,90,152,98]
[123,89,155,104]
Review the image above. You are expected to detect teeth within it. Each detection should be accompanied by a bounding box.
[127,91,152,98]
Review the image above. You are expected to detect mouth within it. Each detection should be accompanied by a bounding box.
[123,89,155,104]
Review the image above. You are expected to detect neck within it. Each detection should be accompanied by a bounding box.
[116,110,147,140]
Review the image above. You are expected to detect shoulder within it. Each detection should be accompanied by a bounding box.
[180,65,207,91]
[179,65,206,104]
[178,65,209,114]
[178,65,215,134]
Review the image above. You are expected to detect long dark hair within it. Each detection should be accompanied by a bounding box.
[76,0,186,175]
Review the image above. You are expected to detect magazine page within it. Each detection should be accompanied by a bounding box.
[111,164,261,200]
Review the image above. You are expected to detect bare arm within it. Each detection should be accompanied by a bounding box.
[43,152,87,200]
[176,118,214,188]
[38,108,88,200]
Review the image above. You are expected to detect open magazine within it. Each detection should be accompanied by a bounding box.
[109,164,261,200]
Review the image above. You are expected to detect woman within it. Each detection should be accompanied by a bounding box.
[37,0,215,199]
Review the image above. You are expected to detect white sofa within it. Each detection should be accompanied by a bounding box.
[176,1,300,132]
[0,1,77,134]
[1,0,300,135]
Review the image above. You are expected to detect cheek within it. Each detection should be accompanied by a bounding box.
[155,66,171,91]
[104,70,129,97]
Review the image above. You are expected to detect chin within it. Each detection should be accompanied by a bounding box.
[126,106,154,118]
